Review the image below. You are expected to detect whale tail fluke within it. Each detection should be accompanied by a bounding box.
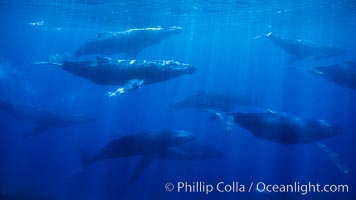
[68,147,91,179]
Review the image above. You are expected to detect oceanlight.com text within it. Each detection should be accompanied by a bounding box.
[164,181,349,195]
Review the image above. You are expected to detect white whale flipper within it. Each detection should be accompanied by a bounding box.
[106,79,145,97]
[285,66,324,75]
[201,109,235,132]
[129,155,153,184]
[33,61,62,67]
[316,142,349,174]
[68,148,91,179]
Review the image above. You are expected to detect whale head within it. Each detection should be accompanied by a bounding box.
[167,61,196,74]
[232,112,256,128]
[329,126,343,136]
[323,45,348,57]
[322,121,343,137]
[163,26,183,36]
[168,26,182,33]
[155,60,196,81]
[182,63,197,74]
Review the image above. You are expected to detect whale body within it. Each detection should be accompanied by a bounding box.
[69,130,196,181]
[36,57,196,96]
[74,26,182,58]
[293,61,356,90]
[232,110,341,144]
[81,130,196,165]
[129,143,223,183]
[265,32,347,60]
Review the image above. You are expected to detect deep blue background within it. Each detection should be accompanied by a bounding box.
[0,0,355,199]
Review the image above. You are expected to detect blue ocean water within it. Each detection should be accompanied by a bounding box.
[0,0,355,199]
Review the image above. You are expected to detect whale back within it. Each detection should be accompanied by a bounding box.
[74,26,182,57]
[233,110,340,144]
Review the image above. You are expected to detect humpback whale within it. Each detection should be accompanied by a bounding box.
[174,91,254,112]
[72,143,224,183]
[232,110,341,144]
[291,61,356,90]
[264,32,347,60]
[231,110,348,173]
[35,57,196,96]
[0,99,95,137]
[129,143,223,183]
[74,26,182,58]
[69,129,196,180]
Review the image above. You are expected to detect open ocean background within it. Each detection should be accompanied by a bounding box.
[0,0,355,199]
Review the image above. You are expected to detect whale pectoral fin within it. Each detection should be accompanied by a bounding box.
[68,147,91,179]
[129,156,153,184]
[201,109,234,132]
[33,61,62,67]
[304,68,323,75]
[107,79,145,97]
[286,66,324,76]
[313,70,323,75]
[316,143,349,174]
[266,109,276,114]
